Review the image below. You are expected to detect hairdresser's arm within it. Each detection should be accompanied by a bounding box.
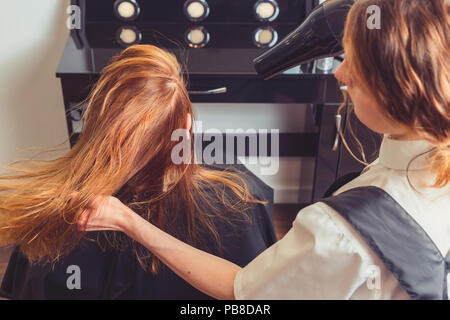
[122,207,239,299]
[77,196,239,300]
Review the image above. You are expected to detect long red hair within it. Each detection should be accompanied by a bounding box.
[0,45,262,273]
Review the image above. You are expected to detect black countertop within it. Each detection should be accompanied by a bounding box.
[56,34,340,79]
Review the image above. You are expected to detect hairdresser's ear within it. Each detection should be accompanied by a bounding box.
[186,113,192,132]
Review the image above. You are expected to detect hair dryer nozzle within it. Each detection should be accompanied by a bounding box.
[253,0,354,80]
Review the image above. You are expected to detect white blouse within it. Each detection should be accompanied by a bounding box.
[234,136,450,299]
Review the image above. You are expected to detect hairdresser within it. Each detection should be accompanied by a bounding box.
[77,0,449,299]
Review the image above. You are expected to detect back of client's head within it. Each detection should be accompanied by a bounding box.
[0,45,259,272]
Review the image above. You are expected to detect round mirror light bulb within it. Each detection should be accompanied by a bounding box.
[254,27,278,48]
[257,29,273,44]
[185,26,210,48]
[120,28,137,44]
[256,2,275,19]
[188,28,205,44]
[117,1,136,18]
[187,1,205,18]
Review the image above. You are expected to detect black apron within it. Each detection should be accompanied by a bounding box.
[322,173,450,300]
[0,164,277,300]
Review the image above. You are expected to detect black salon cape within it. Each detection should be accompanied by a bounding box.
[0,164,277,300]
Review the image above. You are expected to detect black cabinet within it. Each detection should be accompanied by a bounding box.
[337,108,382,178]
[311,75,382,201]
[311,104,340,202]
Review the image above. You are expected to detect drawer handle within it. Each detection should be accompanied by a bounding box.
[332,114,342,151]
[188,87,227,95]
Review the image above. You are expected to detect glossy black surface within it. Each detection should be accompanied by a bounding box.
[323,0,354,44]
[57,34,341,79]
[312,105,340,202]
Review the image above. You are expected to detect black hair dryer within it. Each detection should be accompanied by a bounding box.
[254,0,355,79]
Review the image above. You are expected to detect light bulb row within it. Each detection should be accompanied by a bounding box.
[117,25,278,49]
[114,0,280,22]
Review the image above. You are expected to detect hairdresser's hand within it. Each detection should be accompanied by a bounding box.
[75,194,133,233]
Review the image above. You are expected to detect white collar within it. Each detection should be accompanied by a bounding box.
[379,135,436,171]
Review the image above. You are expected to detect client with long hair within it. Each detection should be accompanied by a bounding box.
[0,45,277,299]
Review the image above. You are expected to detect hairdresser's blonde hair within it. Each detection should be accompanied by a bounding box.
[0,45,262,273]
[339,0,450,187]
